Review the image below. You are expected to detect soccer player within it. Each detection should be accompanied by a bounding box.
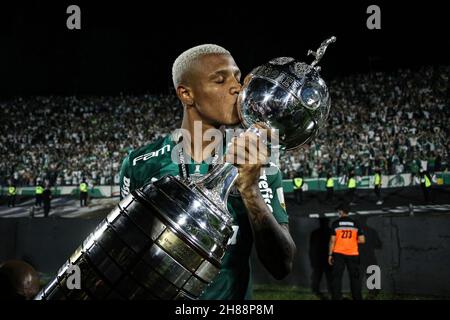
[119,44,296,299]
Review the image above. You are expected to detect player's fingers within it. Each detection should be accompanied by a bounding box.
[253,122,272,141]
[228,133,269,166]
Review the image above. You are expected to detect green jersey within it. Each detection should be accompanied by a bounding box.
[119,133,289,300]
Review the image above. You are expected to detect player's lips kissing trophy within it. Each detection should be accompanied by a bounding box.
[35,36,336,300]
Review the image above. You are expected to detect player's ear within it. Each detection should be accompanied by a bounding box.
[176,85,194,107]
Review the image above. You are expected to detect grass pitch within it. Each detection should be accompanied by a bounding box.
[252,284,446,300]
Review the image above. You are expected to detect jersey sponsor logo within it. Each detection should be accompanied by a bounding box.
[132,144,171,166]
[259,173,273,213]
[121,176,130,199]
[339,221,355,226]
[335,227,358,231]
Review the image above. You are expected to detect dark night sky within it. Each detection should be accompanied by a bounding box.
[0,1,448,96]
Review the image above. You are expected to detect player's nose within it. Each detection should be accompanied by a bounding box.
[230,80,242,95]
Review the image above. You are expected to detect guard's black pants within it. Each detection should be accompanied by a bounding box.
[421,185,430,204]
[374,186,381,200]
[8,195,16,207]
[35,194,43,207]
[80,192,88,206]
[326,187,333,200]
[43,202,50,217]
[331,253,363,300]
[294,189,303,204]
[348,188,355,203]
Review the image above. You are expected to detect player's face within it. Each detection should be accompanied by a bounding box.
[190,53,242,126]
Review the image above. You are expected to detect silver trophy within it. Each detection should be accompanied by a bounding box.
[35,36,335,300]
[239,36,336,150]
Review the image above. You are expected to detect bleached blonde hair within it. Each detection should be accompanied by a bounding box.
[172,44,230,89]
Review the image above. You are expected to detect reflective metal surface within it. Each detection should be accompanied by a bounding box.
[35,174,236,300]
[238,36,336,150]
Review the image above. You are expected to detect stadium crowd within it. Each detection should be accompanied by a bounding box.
[1,94,181,187]
[280,65,449,179]
[1,65,448,187]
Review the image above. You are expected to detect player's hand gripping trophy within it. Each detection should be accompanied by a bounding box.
[36,36,336,300]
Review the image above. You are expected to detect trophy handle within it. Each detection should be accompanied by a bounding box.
[307,36,336,67]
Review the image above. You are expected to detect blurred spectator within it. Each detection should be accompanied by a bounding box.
[0,260,40,300]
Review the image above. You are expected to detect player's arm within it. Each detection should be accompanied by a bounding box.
[239,186,296,280]
[229,128,296,280]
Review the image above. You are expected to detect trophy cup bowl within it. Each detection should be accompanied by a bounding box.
[238,56,332,150]
[35,37,335,300]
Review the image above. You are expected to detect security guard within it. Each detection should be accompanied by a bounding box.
[374,169,382,205]
[293,175,304,205]
[347,172,357,204]
[328,203,365,300]
[42,184,52,217]
[326,173,334,201]
[35,183,44,207]
[79,179,88,207]
[7,183,17,208]
[419,170,432,204]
